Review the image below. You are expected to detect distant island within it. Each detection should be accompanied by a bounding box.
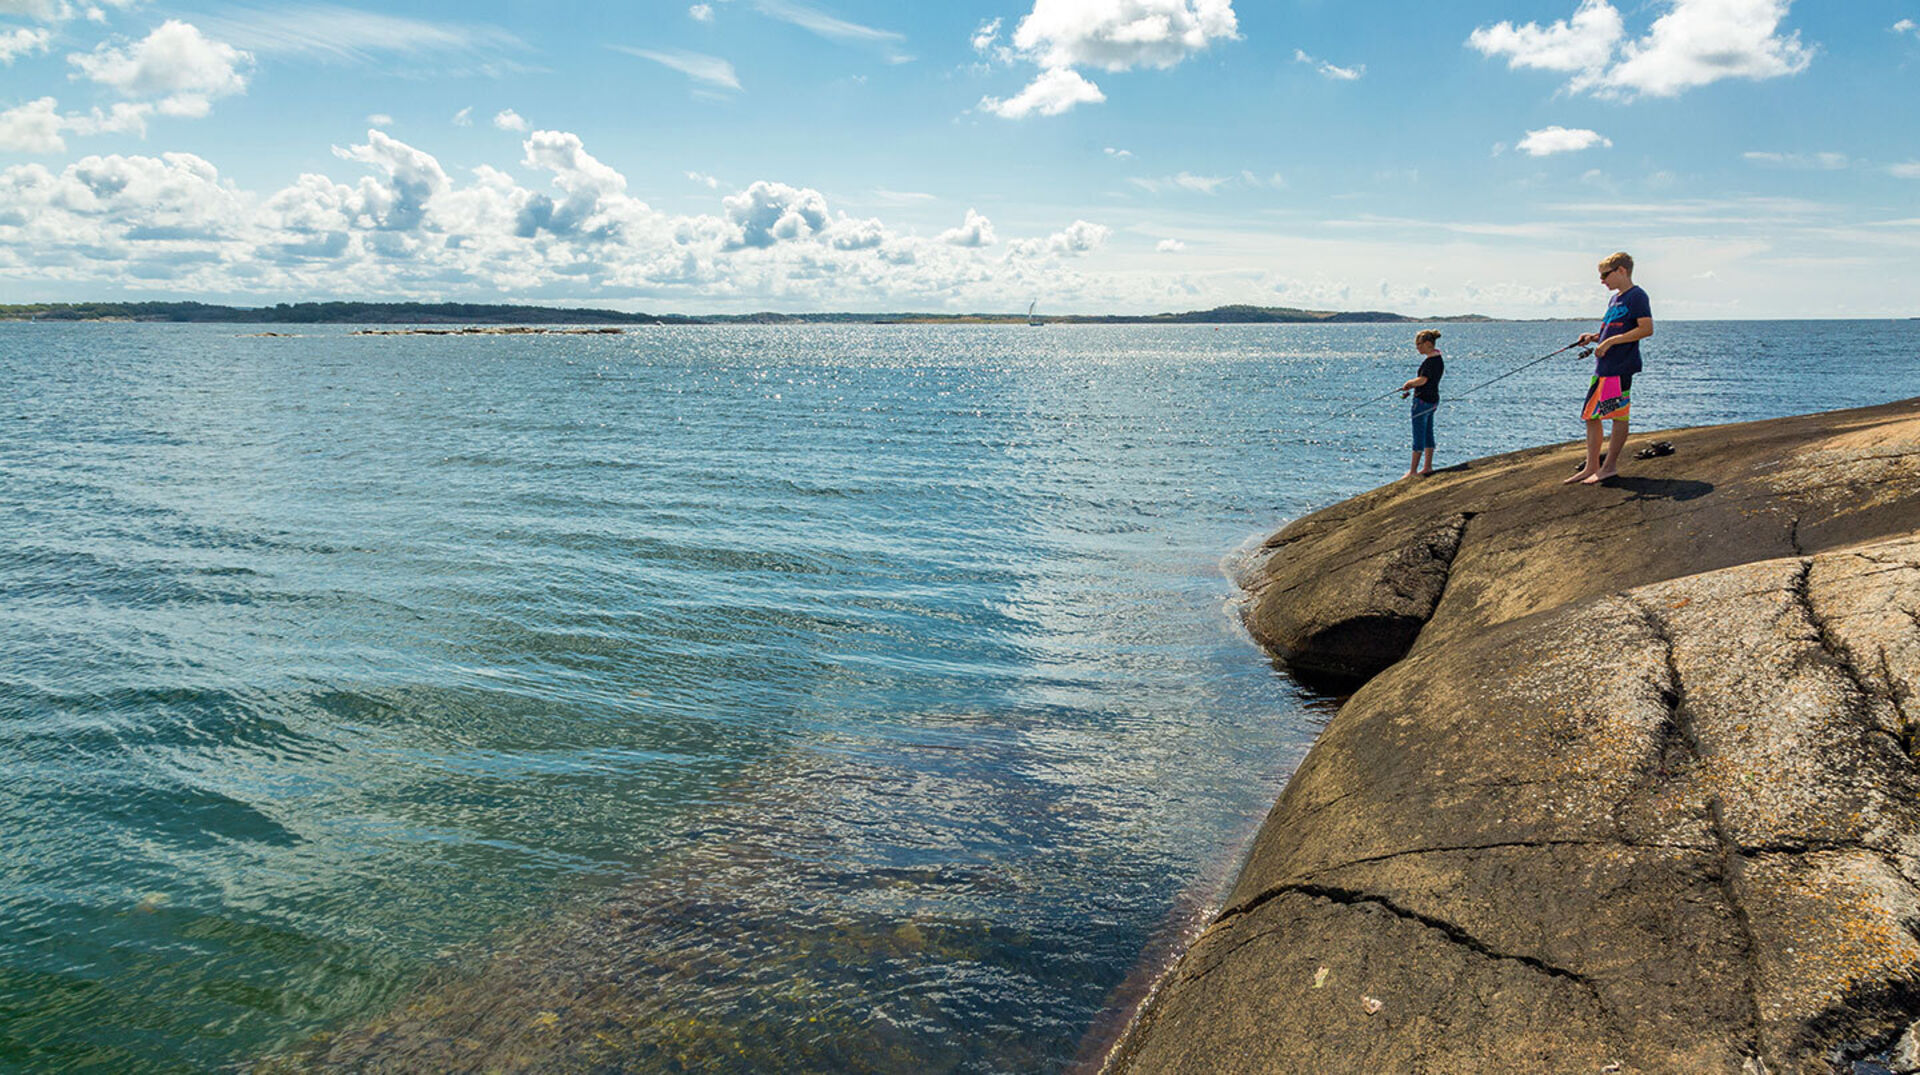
[0,301,1495,326]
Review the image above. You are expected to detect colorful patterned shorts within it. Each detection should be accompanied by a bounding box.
[1582,373,1632,423]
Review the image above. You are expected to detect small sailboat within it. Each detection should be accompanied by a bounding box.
[1027,300,1042,326]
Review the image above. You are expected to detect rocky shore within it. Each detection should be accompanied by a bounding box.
[1107,397,1920,1074]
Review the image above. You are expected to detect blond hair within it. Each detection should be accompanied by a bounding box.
[1415,329,1442,346]
[1598,251,1634,275]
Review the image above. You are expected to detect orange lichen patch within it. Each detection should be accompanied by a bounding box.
[1743,852,1920,1023]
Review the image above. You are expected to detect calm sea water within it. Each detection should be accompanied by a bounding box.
[1,320,1914,1072]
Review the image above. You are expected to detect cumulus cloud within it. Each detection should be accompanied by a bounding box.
[1293,48,1363,80]
[1516,125,1612,156]
[1895,19,1918,36]
[940,208,996,247]
[1469,0,1622,85]
[612,46,741,91]
[979,66,1104,118]
[2,25,51,63]
[1155,238,1184,252]
[979,0,1235,118]
[1891,162,1920,180]
[331,128,451,231]
[722,180,829,249]
[690,4,713,21]
[68,20,254,117]
[492,108,528,131]
[1470,0,1811,99]
[367,113,394,128]
[1104,146,1131,158]
[0,125,1140,312]
[0,97,66,154]
[1009,0,1237,71]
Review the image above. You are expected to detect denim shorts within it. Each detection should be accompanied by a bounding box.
[1411,400,1437,451]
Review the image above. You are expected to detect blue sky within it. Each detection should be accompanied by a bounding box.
[1,0,1916,317]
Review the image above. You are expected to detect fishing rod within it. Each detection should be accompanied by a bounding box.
[1296,339,1589,438]
[1448,339,1589,401]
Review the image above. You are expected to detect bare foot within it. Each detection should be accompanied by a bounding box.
[1581,468,1619,485]
[1418,469,1434,476]
[1401,470,1417,481]
[1563,469,1596,484]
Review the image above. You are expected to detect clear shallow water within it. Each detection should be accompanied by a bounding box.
[0,320,1914,1072]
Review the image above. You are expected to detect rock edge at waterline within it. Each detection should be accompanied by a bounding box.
[1107,397,1920,1074]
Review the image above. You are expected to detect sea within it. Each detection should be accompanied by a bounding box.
[1,319,1914,1073]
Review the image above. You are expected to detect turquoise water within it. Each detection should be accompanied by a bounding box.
[1,320,1914,1072]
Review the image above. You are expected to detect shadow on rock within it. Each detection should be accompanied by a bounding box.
[1603,474,1714,501]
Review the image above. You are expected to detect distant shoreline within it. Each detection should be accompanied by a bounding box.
[0,301,1500,326]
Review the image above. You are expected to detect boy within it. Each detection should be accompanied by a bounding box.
[1400,329,1444,479]
[1566,251,1652,485]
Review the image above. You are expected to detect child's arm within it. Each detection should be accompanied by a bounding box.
[1594,317,1653,358]
[1399,375,1427,395]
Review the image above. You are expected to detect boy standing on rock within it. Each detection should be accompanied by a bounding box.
[1566,251,1652,485]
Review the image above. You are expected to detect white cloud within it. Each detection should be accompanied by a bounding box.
[1129,171,1230,194]
[1293,48,1363,80]
[452,106,473,126]
[690,4,713,21]
[686,171,720,189]
[722,179,829,249]
[979,66,1104,118]
[186,5,522,65]
[751,0,907,60]
[0,97,66,154]
[940,208,996,247]
[1470,0,1811,99]
[1047,218,1107,254]
[1742,150,1848,170]
[1468,0,1622,83]
[1104,146,1131,158]
[1,25,51,63]
[1608,0,1811,97]
[367,113,394,128]
[492,108,528,131]
[0,0,69,21]
[1155,238,1184,252]
[1891,162,1920,180]
[1516,125,1612,156]
[613,46,742,91]
[68,20,253,117]
[1894,18,1918,36]
[972,17,1001,52]
[1009,0,1237,71]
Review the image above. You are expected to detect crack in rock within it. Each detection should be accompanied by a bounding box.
[1215,883,1598,989]
[1629,595,1770,1064]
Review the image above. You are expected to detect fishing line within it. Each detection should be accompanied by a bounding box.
[1294,339,1588,439]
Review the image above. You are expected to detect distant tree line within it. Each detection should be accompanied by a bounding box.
[0,301,1494,325]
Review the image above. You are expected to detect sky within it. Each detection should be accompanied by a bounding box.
[1,0,1916,318]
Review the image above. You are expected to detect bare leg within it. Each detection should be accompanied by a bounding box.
[1404,451,1418,480]
[1564,420,1604,483]
[1584,419,1628,483]
[1419,447,1434,476]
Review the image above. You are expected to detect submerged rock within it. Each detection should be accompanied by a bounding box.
[1110,397,1920,1074]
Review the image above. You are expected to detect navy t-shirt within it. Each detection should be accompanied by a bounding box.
[1414,353,1443,403]
[1595,285,1650,377]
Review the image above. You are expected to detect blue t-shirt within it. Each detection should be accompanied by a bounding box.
[1595,285,1650,377]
